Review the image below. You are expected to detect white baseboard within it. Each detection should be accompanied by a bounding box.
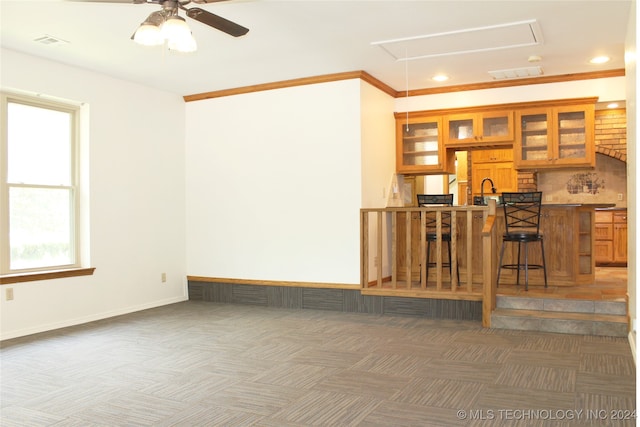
[0,296,188,341]
[629,330,636,365]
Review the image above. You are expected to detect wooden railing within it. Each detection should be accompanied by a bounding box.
[360,201,497,327]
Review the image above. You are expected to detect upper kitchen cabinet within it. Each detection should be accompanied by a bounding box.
[471,149,518,197]
[395,114,455,174]
[444,110,513,148]
[514,98,596,169]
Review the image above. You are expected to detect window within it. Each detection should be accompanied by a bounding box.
[1,92,81,275]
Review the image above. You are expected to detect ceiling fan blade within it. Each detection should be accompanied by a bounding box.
[68,0,156,3]
[185,7,249,37]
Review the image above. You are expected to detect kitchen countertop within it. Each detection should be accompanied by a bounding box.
[594,206,627,211]
[487,203,616,208]
[542,203,616,208]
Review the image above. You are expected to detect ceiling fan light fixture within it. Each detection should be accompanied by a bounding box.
[161,16,190,40]
[160,15,197,52]
[168,32,197,53]
[133,10,165,46]
[133,23,164,46]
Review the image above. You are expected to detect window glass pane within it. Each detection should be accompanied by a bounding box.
[7,102,72,185]
[9,187,73,269]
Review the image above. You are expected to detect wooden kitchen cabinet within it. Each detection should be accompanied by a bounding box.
[395,97,595,174]
[395,114,455,174]
[471,149,517,197]
[472,149,514,163]
[514,100,595,169]
[444,110,513,147]
[595,209,627,265]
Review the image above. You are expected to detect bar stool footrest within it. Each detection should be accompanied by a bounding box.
[500,263,545,271]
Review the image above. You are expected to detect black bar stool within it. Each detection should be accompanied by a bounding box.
[497,191,548,291]
[416,194,460,286]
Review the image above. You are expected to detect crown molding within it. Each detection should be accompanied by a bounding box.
[402,69,625,97]
[183,68,625,102]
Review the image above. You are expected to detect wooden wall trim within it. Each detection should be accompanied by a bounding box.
[183,69,625,102]
[394,97,600,118]
[183,71,395,102]
[0,267,96,284]
[187,275,359,289]
[404,69,626,97]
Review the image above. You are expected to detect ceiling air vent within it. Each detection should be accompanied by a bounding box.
[33,35,69,46]
[488,66,544,80]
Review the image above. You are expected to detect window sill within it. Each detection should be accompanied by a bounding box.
[0,267,96,284]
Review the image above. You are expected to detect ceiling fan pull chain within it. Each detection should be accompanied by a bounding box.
[405,47,409,132]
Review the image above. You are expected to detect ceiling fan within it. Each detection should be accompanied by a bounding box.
[73,0,249,52]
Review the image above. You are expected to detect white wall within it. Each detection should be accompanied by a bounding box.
[360,81,396,209]
[626,0,637,353]
[360,81,396,279]
[185,80,364,285]
[395,76,626,112]
[0,49,187,340]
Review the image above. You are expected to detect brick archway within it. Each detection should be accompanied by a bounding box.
[596,146,627,163]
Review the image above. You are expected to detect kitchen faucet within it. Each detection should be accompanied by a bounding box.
[481,177,497,205]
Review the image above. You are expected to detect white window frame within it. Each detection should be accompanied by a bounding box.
[1,92,81,276]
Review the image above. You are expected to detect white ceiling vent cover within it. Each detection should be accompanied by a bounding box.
[372,19,543,61]
[488,66,544,79]
[33,35,69,46]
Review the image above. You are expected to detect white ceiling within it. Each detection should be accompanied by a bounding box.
[0,0,633,97]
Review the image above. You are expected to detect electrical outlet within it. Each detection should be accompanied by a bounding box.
[618,193,624,201]
[161,273,167,283]
[545,194,553,202]
[6,288,14,301]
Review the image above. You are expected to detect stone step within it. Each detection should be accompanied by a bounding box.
[496,295,626,316]
[491,308,628,337]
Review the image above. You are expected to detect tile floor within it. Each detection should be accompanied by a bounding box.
[497,266,628,302]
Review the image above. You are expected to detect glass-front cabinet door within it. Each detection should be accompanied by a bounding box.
[515,108,552,167]
[481,111,514,143]
[554,105,594,166]
[396,115,454,174]
[444,111,513,147]
[515,103,594,169]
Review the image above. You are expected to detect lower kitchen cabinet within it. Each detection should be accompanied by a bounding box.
[595,209,628,266]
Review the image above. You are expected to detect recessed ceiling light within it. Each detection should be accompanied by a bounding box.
[590,56,610,64]
[432,74,449,82]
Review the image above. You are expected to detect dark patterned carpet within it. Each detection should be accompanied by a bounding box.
[1,301,635,426]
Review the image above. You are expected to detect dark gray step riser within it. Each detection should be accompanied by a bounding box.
[491,314,628,337]
[496,296,626,316]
